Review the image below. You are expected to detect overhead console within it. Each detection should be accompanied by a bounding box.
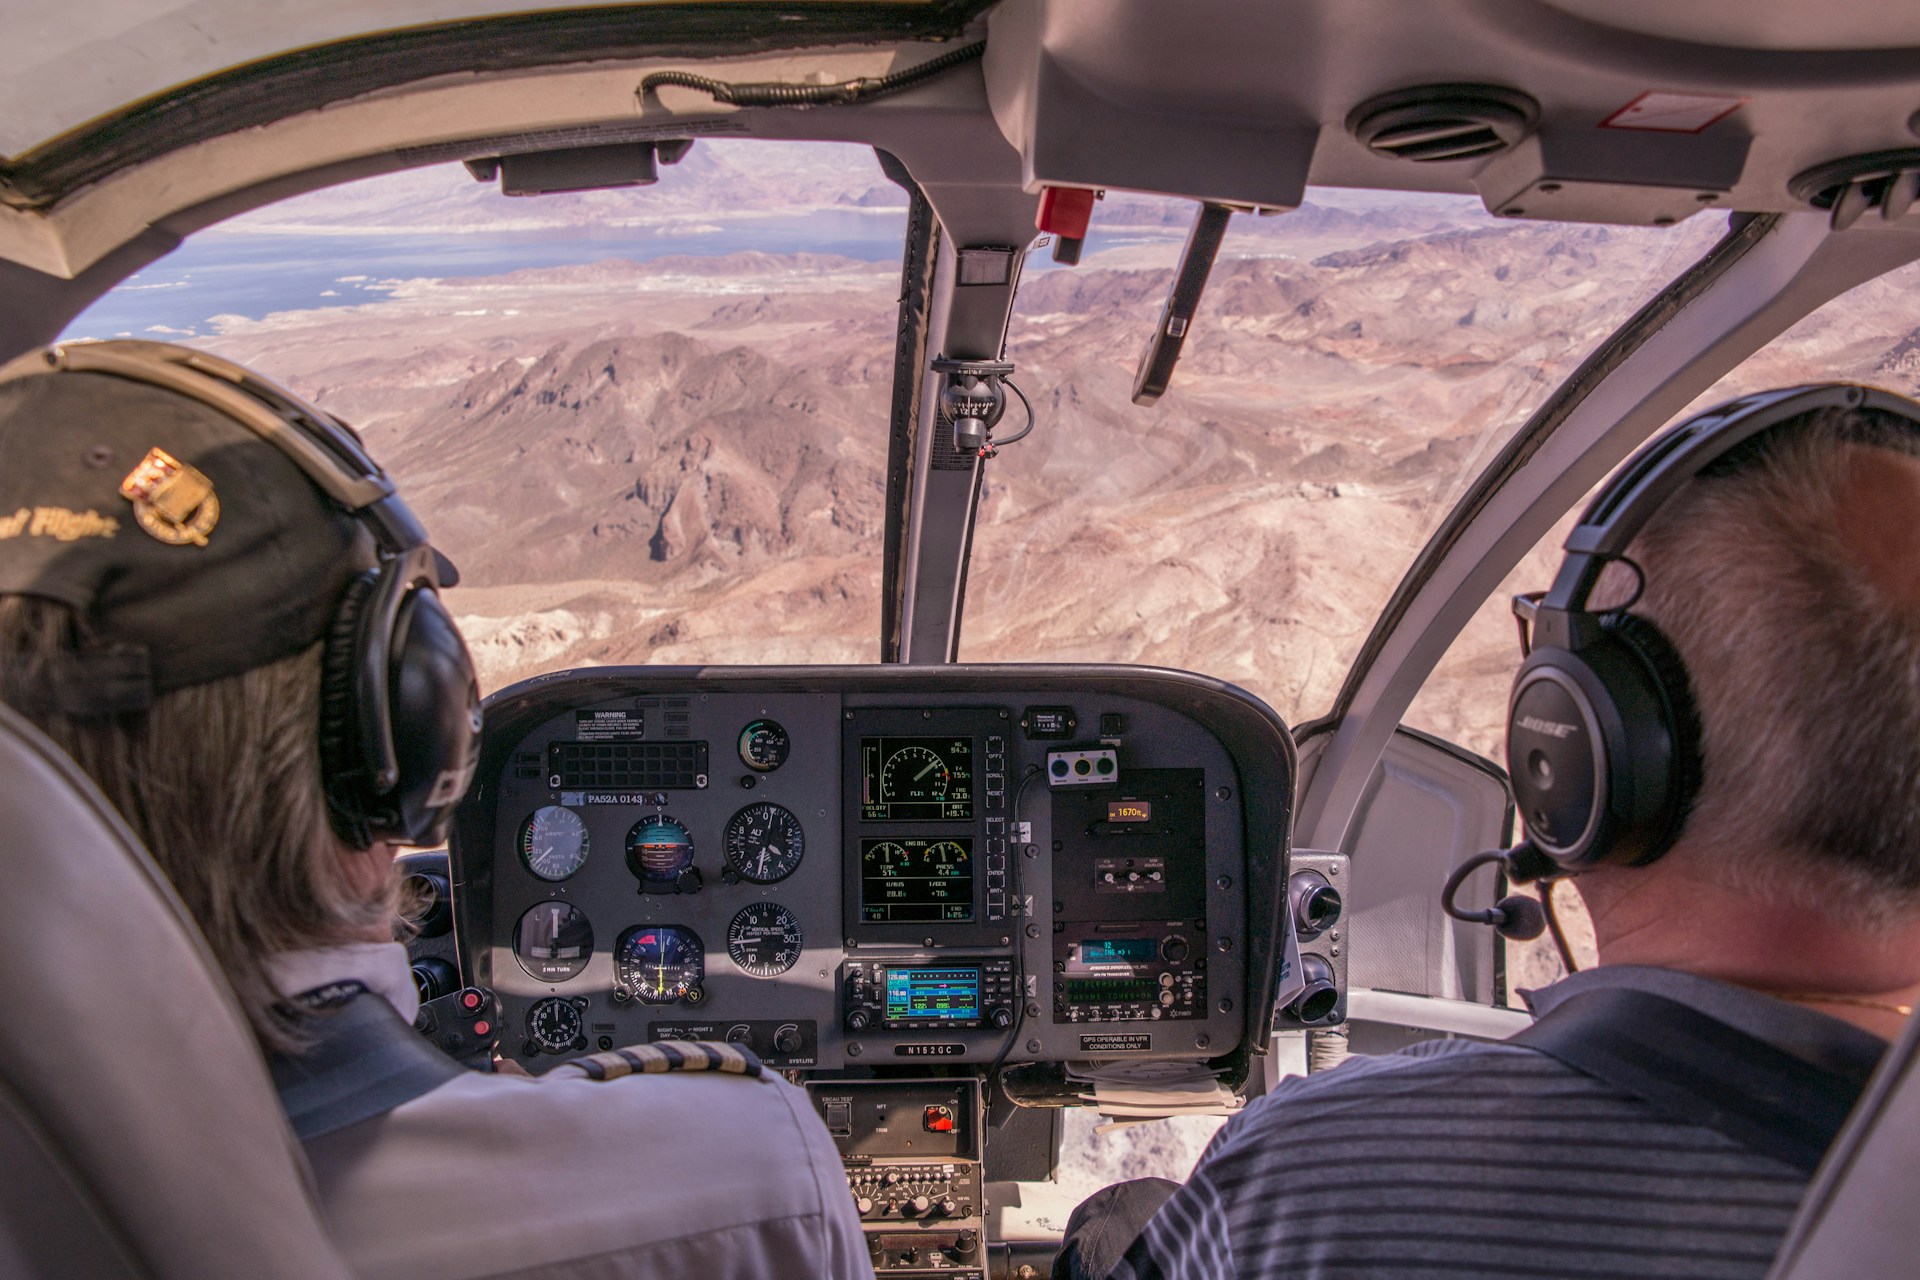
[448,665,1294,1079]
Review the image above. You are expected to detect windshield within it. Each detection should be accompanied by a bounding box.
[962,193,1727,727]
[69,141,907,690]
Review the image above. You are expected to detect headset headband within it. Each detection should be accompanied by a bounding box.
[1531,383,1904,650]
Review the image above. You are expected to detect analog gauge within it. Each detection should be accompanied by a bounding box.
[738,719,791,772]
[626,816,695,882]
[926,840,969,870]
[513,901,594,982]
[527,997,584,1055]
[882,744,949,804]
[727,902,804,978]
[724,803,806,884]
[519,806,589,882]
[615,925,705,1004]
[867,840,910,874]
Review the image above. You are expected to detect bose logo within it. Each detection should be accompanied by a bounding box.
[1518,716,1579,739]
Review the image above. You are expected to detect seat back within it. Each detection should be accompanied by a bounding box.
[1766,1009,1920,1277]
[0,704,350,1279]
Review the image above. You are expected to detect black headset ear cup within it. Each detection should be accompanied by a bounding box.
[1600,612,1705,857]
[382,588,481,849]
[318,570,380,849]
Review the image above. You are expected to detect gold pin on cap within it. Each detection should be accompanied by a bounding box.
[120,447,219,546]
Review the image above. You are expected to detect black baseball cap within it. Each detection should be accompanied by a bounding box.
[0,353,377,713]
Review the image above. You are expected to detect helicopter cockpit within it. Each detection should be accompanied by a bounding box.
[7,3,1920,1278]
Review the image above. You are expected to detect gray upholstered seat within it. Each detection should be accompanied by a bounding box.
[1767,1008,1920,1277]
[0,703,351,1279]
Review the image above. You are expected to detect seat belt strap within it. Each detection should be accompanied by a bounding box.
[1513,987,1873,1174]
[268,985,467,1142]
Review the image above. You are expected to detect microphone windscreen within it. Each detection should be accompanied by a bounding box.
[1492,894,1547,941]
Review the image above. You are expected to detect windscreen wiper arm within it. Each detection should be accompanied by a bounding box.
[1131,202,1234,406]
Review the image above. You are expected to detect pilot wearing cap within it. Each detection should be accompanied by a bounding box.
[0,341,869,1280]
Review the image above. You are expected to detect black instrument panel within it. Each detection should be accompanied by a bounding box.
[449,666,1295,1075]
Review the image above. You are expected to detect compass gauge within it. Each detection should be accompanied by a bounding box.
[724,803,806,884]
[726,903,803,978]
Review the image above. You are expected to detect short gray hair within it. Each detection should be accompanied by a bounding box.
[1607,406,1920,925]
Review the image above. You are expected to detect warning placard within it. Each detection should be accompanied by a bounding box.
[574,709,644,742]
[1080,1033,1152,1053]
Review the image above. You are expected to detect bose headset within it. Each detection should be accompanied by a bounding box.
[8,340,482,849]
[1445,382,1920,938]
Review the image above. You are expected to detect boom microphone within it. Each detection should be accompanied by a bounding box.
[1442,843,1551,941]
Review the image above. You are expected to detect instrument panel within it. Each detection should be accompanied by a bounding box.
[449,666,1295,1075]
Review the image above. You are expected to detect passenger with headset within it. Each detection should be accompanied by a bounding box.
[0,341,869,1280]
[1059,386,1920,1280]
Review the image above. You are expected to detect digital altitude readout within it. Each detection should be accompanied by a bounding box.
[861,838,975,922]
[860,736,974,821]
[884,967,981,1023]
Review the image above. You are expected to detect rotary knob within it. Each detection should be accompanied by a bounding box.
[905,1195,932,1217]
[1161,935,1190,963]
[846,1008,872,1032]
[773,1024,804,1054]
[855,1197,875,1216]
[989,1006,1014,1029]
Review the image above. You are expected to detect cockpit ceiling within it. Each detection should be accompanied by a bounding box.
[7,0,1920,277]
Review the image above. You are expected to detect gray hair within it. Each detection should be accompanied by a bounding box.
[1601,406,1920,926]
[0,596,399,1049]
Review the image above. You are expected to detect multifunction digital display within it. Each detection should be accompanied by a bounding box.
[860,838,975,922]
[884,966,981,1023]
[859,736,974,821]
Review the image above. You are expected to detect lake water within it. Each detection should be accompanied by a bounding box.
[63,208,911,341]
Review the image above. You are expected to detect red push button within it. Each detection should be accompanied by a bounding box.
[923,1105,955,1133]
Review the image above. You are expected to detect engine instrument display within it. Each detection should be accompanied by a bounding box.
[527,996,585,1054]
[737,719,790,772]
[859,736,974,821]
[626,816,695,882]
[860,838,974,922]
[514,901,595,981]
[519,806,589,881]
[726,902,804,977]
[724,803,806,884]
[883,966,981,1024]
[615,925,705,1004]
